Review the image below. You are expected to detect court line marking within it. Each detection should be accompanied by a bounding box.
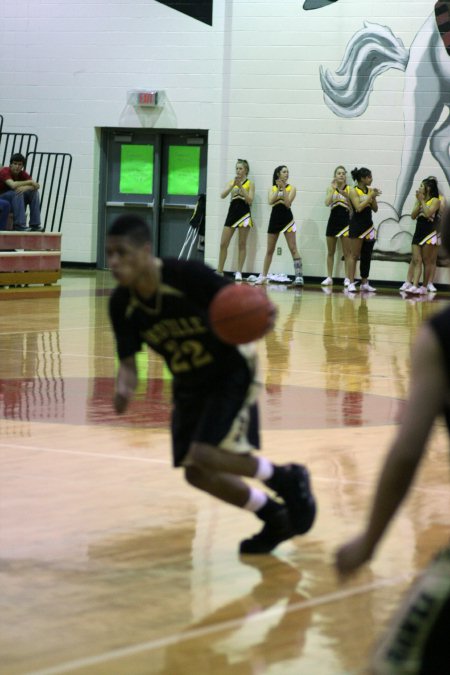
[24,573,412,675]
[0,443,447,494]
[0,443,169,464]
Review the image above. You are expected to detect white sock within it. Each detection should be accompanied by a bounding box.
[254,456,274,481]
[243,487,268,512]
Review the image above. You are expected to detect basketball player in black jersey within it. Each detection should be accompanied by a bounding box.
[336,207,450,672]
[107,214,316,555]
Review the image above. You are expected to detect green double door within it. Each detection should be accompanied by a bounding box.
[98,129,207,268]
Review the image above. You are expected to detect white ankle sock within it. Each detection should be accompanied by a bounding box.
[254,456,274,481]
[243,487,268,512]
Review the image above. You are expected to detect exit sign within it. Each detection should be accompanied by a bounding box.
[138,91,158,106]
[128,90,159,107]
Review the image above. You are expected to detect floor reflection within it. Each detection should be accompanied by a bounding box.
[158,556,312,675]
[0,376,402,429]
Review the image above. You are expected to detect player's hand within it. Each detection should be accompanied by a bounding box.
[331,179,338,189]
[371,188,382,197]
[276,179,284,189]
[113,391,130,414]
[335,533,373,577]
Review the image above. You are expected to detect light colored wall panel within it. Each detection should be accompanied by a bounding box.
[0,0,446,285]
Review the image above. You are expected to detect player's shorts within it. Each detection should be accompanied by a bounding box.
[370,546,450,674]
[349,220,376,240]
[268,219,297,235]
[171,362,260,467]
[267,203,297,235]
[326,205,350,238]
[412,218,440,246]
[224,199,253,229]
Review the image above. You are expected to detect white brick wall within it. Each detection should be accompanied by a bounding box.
[1,0,446,283]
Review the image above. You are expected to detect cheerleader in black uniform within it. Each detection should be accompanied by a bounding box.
[322,165,352,287]
[400,177,445,294]
[347,167,381,293]
[217,159,255,281]
[405,178,441,295]
[255,165,303,286]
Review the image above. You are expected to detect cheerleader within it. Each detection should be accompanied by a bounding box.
[347,167,381,293]
[400,177,446,294]
[255,165,303,286]
[403,178,441,294]
[217,159,254,281]
[322,165,352,286]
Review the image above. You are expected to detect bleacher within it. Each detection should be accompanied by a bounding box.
[0,115,72,287]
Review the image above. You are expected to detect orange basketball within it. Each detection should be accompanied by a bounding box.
[209,284,276,344]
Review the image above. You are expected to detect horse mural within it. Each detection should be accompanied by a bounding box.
[306,0,450,259]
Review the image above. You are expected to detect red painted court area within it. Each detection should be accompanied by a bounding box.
[0,377,402,429]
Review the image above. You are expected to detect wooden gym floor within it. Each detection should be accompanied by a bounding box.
[1,271,449,675]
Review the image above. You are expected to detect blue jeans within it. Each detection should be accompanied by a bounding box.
[0,198,11,229]
[1,189,41,228]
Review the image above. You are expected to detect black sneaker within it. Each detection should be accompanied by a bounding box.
[239,508,296,555]
[30,225,43,232]
[276,464,316,534]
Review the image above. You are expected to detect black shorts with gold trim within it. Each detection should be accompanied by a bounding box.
[171,363,260,467]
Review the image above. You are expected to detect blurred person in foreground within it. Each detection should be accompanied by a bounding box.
[335,208,450,673]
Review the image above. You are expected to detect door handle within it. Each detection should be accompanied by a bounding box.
[106,201,154,208]
[161,199,194,211]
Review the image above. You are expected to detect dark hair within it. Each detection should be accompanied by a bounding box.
[351,167,372,182]
[107,214,152,246]
[272,165,287,185]
[10,152,26,165]
[422,177,439,199]
[236,159,250,174]
[441,207,450,257]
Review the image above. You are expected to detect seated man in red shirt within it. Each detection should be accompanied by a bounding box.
[0,153,42,231]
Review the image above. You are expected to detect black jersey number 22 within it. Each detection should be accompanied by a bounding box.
[165,339,213,374]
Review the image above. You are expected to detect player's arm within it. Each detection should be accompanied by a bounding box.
[5,176,39,191]
[15,184,39,194]
[335,324,447,575]
[221,179,236,199]
[114,355,137,413]
[109,291,142,413]
[240,180,254,205]
[411,198,421,220]
[325,180,338,206]
[420,197,440,220]
[349,187,372,213]
[370,192,379,213]
[268,186,279,205]
[286,185,296,206]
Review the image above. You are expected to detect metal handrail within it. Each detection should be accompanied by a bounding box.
[0,132,38,166]
[26,152,73,232]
